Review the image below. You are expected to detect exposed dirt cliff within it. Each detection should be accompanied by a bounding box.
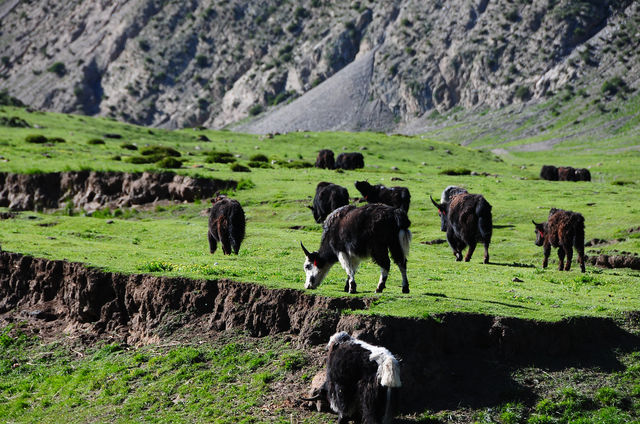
[0,0,637,131]
[1,251,638,412]
[0,171,236,212]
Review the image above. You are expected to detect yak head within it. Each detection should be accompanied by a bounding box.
[301,242,332,289]
[354,180,373,201]
[532,220,547,246]
[430,195,449,232]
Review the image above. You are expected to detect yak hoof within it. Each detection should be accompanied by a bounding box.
[349,288,358,294]
[375,287,384,293]
[402,286,410,294]
[484,257,489,264]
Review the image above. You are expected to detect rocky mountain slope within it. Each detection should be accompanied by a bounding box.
[0,0,638,132]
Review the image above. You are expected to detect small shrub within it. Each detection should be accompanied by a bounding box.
[248,104,263,116]
[140,145,180,157]
[248,161,272,169]
[439,168,471,176]
[120,142,138,150]
[25,134,48,144]
[156,156,182,168]
[601,76,627,96]
[249,153,268,162]
[206,151,236,164]
[279,160,313,169]
[195,55,209,68]
[0,116,30,128]
[111,155,122,161]
[237,178,255,190]
[281,352,307,371]
[138,39,151,52]
[48,137,66,143]
[87,138,105,145]
[611,180,634,186]
[230,163,251,172]
[125,154,163,164]
[515,85,531,101]
[47,62,66,77]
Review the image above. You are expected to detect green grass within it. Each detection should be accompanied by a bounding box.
[0,324,326,423]
[0,106,639,321]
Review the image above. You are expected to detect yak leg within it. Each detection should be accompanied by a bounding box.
[389,244,409,293]
[557,248,565,271]
[217,220,232,255]
[483,241,490,264]
[542,245,551,268]
[576,245,586,273]
[465,241,477,262]
[208,231,217,254]
[564,246,573,271]
[371,248,390,293]
[447,231,463,261]
[344,278,350,293]
[338,252,360,294]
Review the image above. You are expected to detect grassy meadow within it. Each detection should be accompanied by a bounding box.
[1,102,640,423]
[0,105,639,322]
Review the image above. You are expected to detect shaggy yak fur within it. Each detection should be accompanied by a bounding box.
[335,152,365,170]
[301,204,412,294]
[431,193,493,263]
[207,194,246,255]
[354,181,411,212]
[540,165,559,181]
[315,149,336,169]
[309,182,350,223]
[533,208,586,272]
[301,332,402,424]
[440,185,468,203]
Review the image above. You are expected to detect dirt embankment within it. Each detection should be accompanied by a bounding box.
[1,251,639,413]
[0,171,237,212]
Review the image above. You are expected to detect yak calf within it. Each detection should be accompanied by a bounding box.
[301,331,401,424]
[208,194,246,255]
[355,180,411,212]
[533,208,586,272]
[315,149,335,169]
[431,192,492,263]
[309,182,350,223]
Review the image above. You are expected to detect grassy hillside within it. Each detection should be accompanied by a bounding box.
[1,106,639,322]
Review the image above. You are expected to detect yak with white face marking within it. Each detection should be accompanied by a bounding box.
[301,331,402,424]
[301,204,411,294]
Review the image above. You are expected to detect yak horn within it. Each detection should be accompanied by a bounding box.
[301,242,311,257]
[532,219,538,226]
[430,195,441,209]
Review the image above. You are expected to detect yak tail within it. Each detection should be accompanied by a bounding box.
[476,198,493,243]
[378,355,402,388]
[399,229,412,258]
[394,208,412,258]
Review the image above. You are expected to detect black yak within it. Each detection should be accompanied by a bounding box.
[574,168,591,181]
[301,331,402,424]
[208,194,246,255]
[309,182,350,223]
[301,204,411,294]
[335,152,364,170]
[354,180,411,212]
[315,149,336,169]
[533,208,586,272]
[540,165,559,181]
[557,166,576,181]
[430,193,492,263]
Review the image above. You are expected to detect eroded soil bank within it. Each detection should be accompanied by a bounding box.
[0,171,237,211]
[1,251,638,413]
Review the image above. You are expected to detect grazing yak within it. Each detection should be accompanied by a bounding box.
[301,331,402,424]
[430,192,492,263]
[315,149,336,169]
[208,194,245,255]
[309,182,350,223]
[301,204,411,294]
[533,208,586,272]
[354,181,411,212]
[335,152,364,170]
[540,165,559,181]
